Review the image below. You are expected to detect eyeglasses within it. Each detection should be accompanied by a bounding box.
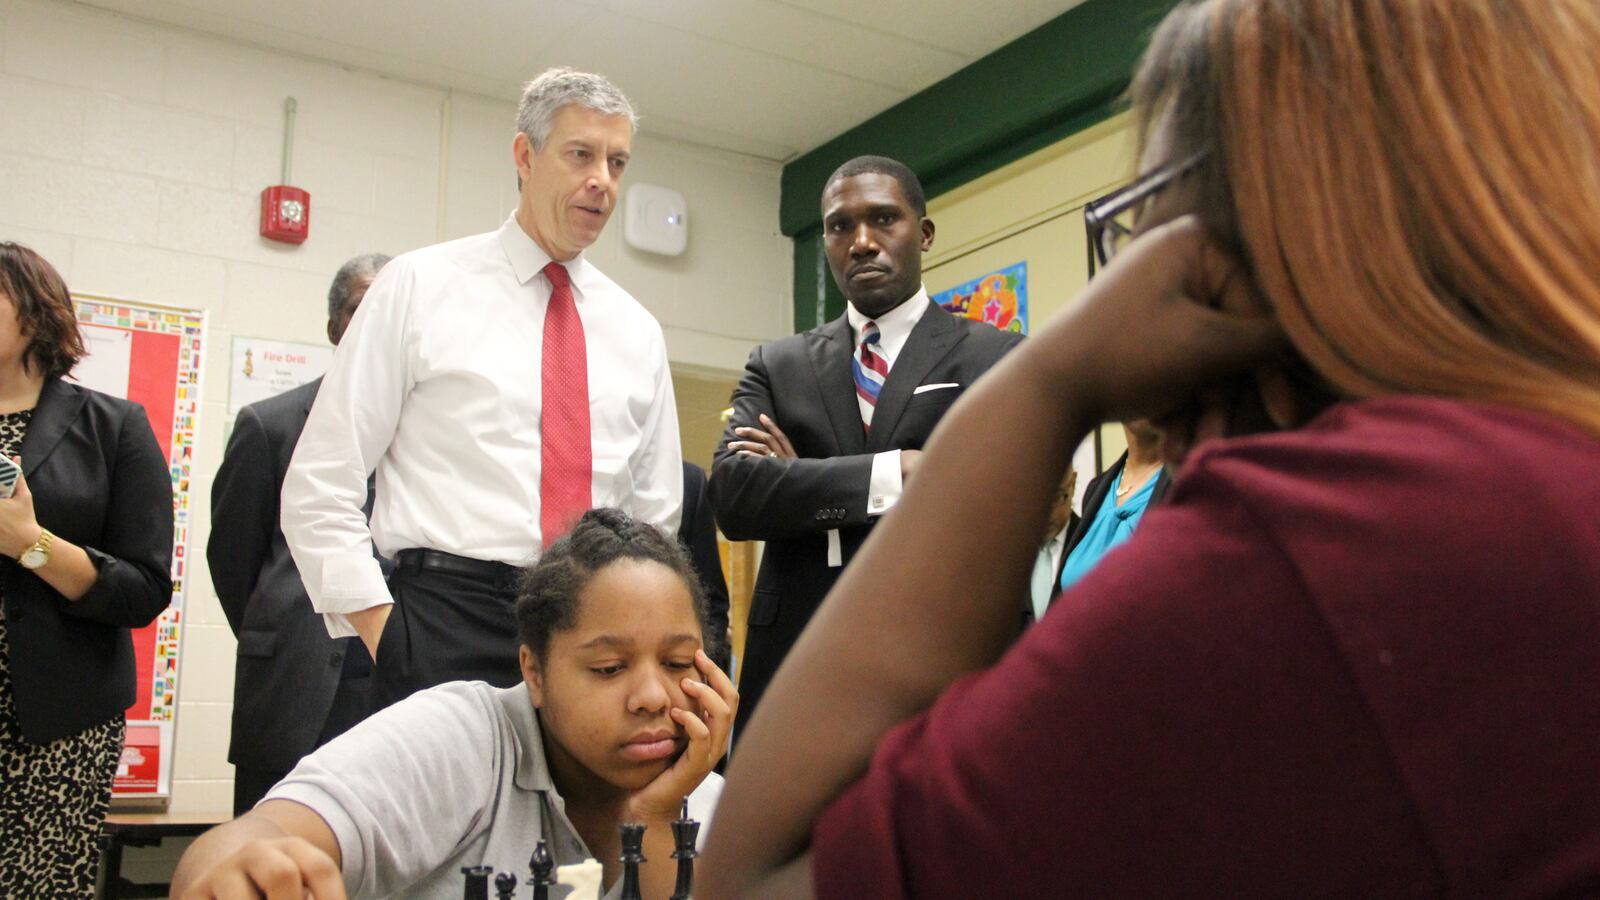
[1084,150,1209,278]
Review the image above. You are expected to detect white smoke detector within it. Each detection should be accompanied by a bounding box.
[623,183,689,256]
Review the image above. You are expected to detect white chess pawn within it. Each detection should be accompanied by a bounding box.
[555,859,603,900]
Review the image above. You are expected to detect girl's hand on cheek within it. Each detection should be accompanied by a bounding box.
[626,649,738,822]
[1027,215,1289,442]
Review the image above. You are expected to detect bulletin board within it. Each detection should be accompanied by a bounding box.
[71,295,205,807]
[931,261,1029,334]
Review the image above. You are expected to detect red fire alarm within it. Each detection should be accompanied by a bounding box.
[260,185,309,244]
[260,97,310,244]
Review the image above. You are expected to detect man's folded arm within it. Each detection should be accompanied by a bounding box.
[709,451,882,542]
[709,346,906,541]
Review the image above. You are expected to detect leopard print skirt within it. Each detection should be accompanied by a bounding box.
[0,406,124,898]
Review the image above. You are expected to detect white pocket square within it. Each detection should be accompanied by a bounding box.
[912,382,960,395]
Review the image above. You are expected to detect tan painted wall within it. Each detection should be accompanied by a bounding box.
[922,114,1138,483]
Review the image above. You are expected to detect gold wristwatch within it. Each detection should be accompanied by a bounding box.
[18,527,52,570]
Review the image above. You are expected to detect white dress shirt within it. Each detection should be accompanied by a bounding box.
[1030,524,1072,621]
[845,287,931,517]
[282,214,683,637]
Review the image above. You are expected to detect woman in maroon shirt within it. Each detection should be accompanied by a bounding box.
[701,0,1600,896]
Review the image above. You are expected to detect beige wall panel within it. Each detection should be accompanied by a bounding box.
[922,114,1140,481]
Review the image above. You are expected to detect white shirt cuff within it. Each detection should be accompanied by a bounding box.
[867,450,904,517]
[315,553,394,638]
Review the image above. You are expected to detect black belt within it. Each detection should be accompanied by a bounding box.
[394,548,517,584]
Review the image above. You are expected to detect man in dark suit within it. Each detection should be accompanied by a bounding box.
[710,156,1022,740]
[1024,467,1080,628]
[208,253,390,814]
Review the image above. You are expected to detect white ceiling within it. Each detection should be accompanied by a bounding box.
[79,0,1092,161]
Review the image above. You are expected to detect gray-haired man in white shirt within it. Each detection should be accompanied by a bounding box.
[282,68,683,710]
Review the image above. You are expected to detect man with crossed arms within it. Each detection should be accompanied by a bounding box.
[710,155,1022,741]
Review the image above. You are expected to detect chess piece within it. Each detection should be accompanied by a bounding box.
[670,797,700,900]
[461,865,493,900]
[527,840,555,900]
[619,822,647,900]
[555,859,603,900]
[495,870,518,900]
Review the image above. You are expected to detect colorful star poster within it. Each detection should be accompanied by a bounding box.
[932,262,1028,334]
[72,296,205,806]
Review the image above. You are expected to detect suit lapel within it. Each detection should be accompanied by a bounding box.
[302,376,323,417]
[20,378,86,478]
[805,317,867,456]
[1063,455,1123,557]
[1052,533,1072,586]
[867,303,964,451]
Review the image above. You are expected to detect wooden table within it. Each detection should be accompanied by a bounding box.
[97,809,231,899]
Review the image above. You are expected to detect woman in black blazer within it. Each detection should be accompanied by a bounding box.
[0,243,173,897]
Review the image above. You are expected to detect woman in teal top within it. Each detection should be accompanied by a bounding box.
[1058,421,1169,595]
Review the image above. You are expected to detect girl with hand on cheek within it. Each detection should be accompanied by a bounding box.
[172,508,736,900]
[520,507,737,896]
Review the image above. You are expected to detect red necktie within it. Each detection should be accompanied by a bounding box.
[540,261,590,548]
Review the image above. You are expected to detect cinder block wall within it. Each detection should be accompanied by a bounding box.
[0,0,790,823]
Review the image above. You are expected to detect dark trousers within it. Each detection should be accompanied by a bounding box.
[373,551,523,711]
[232,649,374,815]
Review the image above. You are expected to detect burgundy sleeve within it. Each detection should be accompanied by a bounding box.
[810,455,1438,897]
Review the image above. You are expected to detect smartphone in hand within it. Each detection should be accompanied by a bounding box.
[0,456,19,500]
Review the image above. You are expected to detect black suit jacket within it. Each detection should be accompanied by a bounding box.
[710,301,1022,733]
[1,377,173,744]
[1019,513,1080,629]
[209,378,359,773]
[679,462,731,672]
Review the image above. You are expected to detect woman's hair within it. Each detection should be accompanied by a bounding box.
[514,508,711,662]
[0,242,87,379]
[1131,0,1600,436]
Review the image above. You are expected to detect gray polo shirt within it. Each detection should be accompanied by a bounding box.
[265,680,723,898]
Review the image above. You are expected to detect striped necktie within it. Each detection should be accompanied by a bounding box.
[852,320,889,431]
